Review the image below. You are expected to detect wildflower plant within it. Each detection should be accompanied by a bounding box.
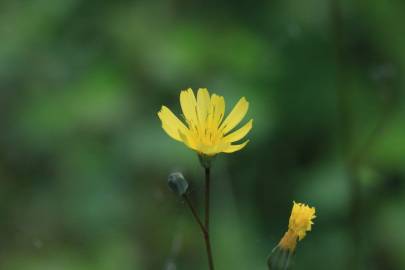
[158,88,252,270]
[268,202,316,270]
[158,88,316,270]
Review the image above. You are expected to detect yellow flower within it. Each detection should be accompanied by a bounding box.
[158,88,253,156]
[278,202,316,252]
[289,202,316,240]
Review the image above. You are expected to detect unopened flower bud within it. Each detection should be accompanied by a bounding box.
[267,246,294,270]
[167,172,189,196]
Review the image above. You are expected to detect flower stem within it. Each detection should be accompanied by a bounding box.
[204,167,214,270]
[205,167,211,232]
[183,196,215,270]
[204,232,215,270]
[184,195,206,234]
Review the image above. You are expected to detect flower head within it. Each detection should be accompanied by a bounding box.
[158,88,253,156]
[288,202,316,240]
[278,201,316,252]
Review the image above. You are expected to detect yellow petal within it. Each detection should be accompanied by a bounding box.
[199,142,228,156]
[223,119,253,142]
[220,97,249,134]
[158,106,188,141]
[209,94,225,130]
[196,88,211,125]
[180,88,198,125]
[198,145,215,155]
[179,130,198,151]
[222,140,249,153]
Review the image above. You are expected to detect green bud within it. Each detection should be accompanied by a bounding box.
[167,172,189,196]
[198,154,214,169]
[267,246,294,270]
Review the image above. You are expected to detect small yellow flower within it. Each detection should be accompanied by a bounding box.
[158,88,253,156]
[289,201,316,240]
[278,202,316,252]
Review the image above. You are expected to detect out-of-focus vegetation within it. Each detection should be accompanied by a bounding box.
[0,0,404,269]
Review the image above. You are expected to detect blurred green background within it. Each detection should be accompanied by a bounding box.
[1,0,405,269]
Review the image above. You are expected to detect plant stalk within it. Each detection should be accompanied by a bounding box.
[204,167,214,270]
[205,167,211,232]
[183,166,215,270]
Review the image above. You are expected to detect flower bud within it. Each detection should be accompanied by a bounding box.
[267,246,294,270]
[167,172,189,196]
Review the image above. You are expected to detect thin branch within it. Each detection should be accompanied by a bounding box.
[183,188,215,270]
[183,195,206,235]
[204,167,211,232]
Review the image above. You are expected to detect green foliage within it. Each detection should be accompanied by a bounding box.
[0,0,404,269]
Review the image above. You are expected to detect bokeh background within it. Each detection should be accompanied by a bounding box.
[1,0,405,269]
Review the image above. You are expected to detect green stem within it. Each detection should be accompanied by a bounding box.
[183,167,215,270]
[184,197,214,270]
[184,195,206,234]
[204,167,214,270]
[205,167,211,232]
